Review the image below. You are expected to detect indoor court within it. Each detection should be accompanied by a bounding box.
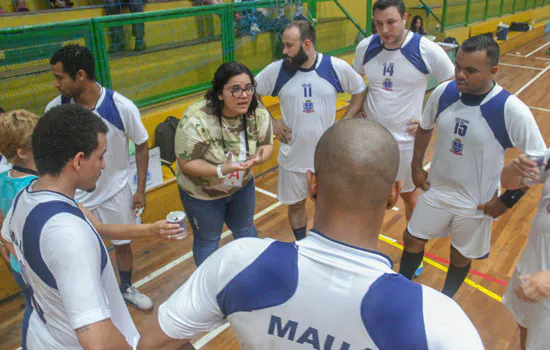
[1,32,549,350]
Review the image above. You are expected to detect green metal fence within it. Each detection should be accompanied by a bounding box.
[0,0,371,114]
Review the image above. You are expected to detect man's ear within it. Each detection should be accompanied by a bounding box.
[307,170,318,201]
[386,180,402,210]
[72,152,85,171]
[490,66,499,75]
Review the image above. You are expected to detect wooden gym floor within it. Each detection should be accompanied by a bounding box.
[1,34,550,350]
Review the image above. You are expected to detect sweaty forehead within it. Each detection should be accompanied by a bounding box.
[456,49,489,67]
[373,7,401,21]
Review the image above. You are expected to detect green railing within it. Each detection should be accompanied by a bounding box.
[437,0,550,29]
[0,0,371,114]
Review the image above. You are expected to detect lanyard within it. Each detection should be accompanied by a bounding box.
[11,165,38,176]
[218,115,250,157]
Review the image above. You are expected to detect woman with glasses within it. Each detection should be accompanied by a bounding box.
[175,61,274,266]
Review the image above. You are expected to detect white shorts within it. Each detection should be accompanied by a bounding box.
[397,144,415,193]
[503,200,550,349]
[407,192,493,259]
[91,184,135,245]
[278,168,308,205]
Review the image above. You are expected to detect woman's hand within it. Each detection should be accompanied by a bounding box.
[220,152,254,175]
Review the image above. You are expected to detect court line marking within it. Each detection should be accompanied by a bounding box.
[506,53,525,58]
[377,235,503,302]
[499,62,544,70]
[530,106,550,112]
[514,64,550,96]
[194,323,231,349]
[535,57,550,61]
[525,41,550,57]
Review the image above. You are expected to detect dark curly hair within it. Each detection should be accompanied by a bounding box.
[205,62,258,117]
[50,44,96,81]
[32,104,108,176]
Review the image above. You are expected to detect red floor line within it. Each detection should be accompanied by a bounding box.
[396,241,510,286]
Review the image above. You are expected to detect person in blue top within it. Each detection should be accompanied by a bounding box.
[0,109,40,349]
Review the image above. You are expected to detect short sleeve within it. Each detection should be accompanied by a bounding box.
[331,57,367,95]
[420,82,448,130]
[505,96,546,154]
[422,286,484,349]
[420,39,455,83]
[353,37,372,74]
[43,215,111,329]
[158,238,272,340]
[254,107,274,147]
[255,61,281,97]
[174,106,210,161]
[115,93,149,145]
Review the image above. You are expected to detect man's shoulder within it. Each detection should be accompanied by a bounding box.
[45,95,64,112]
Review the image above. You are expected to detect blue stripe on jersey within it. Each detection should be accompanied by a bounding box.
[216,241,299,317]
[363,34,384,65]
[361,273,428,350]
[363,33,429,74]
[480,89,513,150]
[22,200,108,289]
[60,89,125,132]
[96,89,125,132]
[436,80,460,121]
[271,55,344,96]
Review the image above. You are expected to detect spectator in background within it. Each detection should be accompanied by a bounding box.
[12,0,30,12]
[50,0,74,8]
[0,110,40,350]
[174,62,273,266]
[410,15,427,35]
[104,0,146,52]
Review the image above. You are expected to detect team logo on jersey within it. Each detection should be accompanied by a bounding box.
[450,138,464,156]
[303,99,315,113]
[382,78,393,91]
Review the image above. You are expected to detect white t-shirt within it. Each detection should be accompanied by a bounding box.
[353,32,454,144]
[157,232,483,349]
[421,81,547,217]
[45,85,149,209]
[256,53,366,172]
[1,182,139,349]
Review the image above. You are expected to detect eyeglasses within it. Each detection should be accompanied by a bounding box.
[227,85,255,98]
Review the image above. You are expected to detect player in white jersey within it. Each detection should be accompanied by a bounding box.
[0,104,139,349]
[256,20,366,240]
[353,0,455,222]
[45,45,152,310]
[476,151,550,349]
[398,36,547,298]
[137,119,483,350]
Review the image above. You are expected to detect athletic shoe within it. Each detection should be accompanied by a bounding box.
[413,261,424,279]
[135,39,146,52]
[122,286,153,310]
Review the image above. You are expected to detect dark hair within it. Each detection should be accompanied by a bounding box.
[285,20,316,45]
[32,104,108,176]
[461,35,500,66]
[50,44,96,81]
[205,62,258,117]
[373,0,406,17]
[410,15,424,33]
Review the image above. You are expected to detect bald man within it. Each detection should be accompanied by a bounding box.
[138,119,483,350]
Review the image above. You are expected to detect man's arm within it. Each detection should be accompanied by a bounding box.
[76,319,131,350]
[411,127,433,190]
[79,205,184,240]
[138,311,194,350]
[342,90,367,120]
[133,141,149,212]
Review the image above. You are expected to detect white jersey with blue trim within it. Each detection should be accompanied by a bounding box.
[0,182,139,349]
[45,85,149,209]
[353,31,454,144]
[421,80,546,217]
[256,53,366,172]
[158,232,483,349]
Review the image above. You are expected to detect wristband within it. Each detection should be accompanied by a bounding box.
[217,164,227,179]
[499,188,527,208]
